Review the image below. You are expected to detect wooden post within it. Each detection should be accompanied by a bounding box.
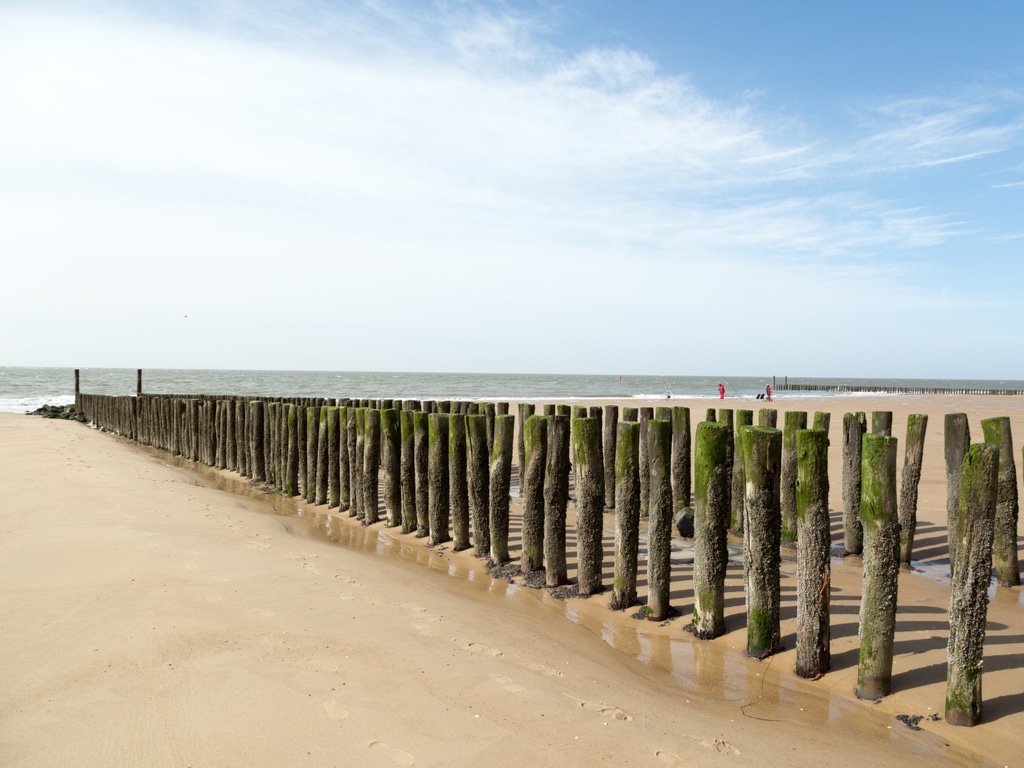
[573,416,604,596]
[544,414,570,587]
[944,413,971,573]
[489,414,515,564]
[521,415,547,574]
[400,410,417,533]
[136,369,142,396]
[588,406,605,509]
[639,407,653,517]
[449,413,470,550]
[871,411,892,436]
[856,433,900,701]
[362,409,381,524]
[945,443,999,727]
[718,408,734,529]
[796,428,830,679]
[603,405,618,509]
[327,406,340,508]
[671,406,691,513]
[812,411,831,436]
[898,414,928,566]
[610,421,640,611]
[781,411,807,546]
[316,406,329,505]
[428,413,450,546]
[285,404,299,496]
[623,407,638,422]
[758,408,777,428]
[339,406,351,511]
[414,411,430,538]
[306,406,320,504]
[352,408,365,519]
[981,417,1021,587]
[842,412,866,555]
[467,414,490,556]
[731,409,753,532]
[691,420,729,639]
[382,408,401,527]
[647,419,673,621]
[742,425,782,659]
[517,403,535,503]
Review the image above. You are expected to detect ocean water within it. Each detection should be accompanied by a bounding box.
[2,367,1023,413]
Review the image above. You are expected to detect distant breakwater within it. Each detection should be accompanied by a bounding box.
[779,382,1024,396]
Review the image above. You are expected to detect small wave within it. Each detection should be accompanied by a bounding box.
[0,395,75,414]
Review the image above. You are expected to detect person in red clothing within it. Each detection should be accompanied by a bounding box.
[766,384,772,402]
[718,383,725,399]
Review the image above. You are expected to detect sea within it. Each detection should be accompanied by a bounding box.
[3,367,1024,414]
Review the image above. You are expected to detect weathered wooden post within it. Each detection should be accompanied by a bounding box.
[400,410,417,532]
[623,407,638,422]
[796,428,830,679]
[705,407,716,423]
[898,414,928,566]
[691,420,730,639]
[467,414,490,556]
[780,410,807,546]
[449,413,470,550]
[742,425,782,659]
[944,413,971,572]
[306,406,320,504]
[588,406,605,508]
[316,406,329,505]
[517,403,536,501]
[327,406,340,507]
[603,404,618,509]
[671,406,691,513]
[639,407,653,516]
[611,421,640,610]
[758,408,777,428]
[284,404,299,496]
[414,411,430,538]
[382,408,401,527]
[296,405,308,498]
[338,406,350,511]
[945,443,999,727]
[489,414,515,563]
[647,419,673,621]
[856,432,900,701]
[731,409,753,532]
[981,417,1021,586]
[812,411,830,436]
[521,414,548,574]
[842,411,867,555]
[573,416,604,596]
[249,401,266,482]
[362,409,381,524]
[718,408,734,529]
[234,401,247,476]
[544,414,570,587]
[871,411,892,436]
[428,413,450,545]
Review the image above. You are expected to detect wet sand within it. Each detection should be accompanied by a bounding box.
[1,394,1022,767]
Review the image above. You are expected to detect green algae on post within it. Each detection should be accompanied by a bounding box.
[488,414,515,564]
[944,413,970,573]
[741,425,782,658]
[603,404,619,509]
[796,428,830,679]
[842,412,866,555]
[448,413,470,550]
[646,419,674,621]
[780,410,808,546]
[521,414,548,574]
[731,409,753,533]
[414,410,430,537]
[573,416,604,596]
[544,414,570,587]
[692,420,729,640]
[671,406,691,513]
[611,421,640,611]
[981,416,1021,587]
[466,414,490,556]
[898,414,928,566]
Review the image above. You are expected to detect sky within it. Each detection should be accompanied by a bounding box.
[2,0,1023,378]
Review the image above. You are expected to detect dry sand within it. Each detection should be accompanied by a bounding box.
[1,393,1022,767]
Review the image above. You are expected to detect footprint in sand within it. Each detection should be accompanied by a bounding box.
[694,737,740,755]
[463,641,503,657]
[654,751,692,767]
[563,694,633,721]
[323,699,349,722]
[490,674,526,694]
[367,741,414,766]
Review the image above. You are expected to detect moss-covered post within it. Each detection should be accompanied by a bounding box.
[338,406,350,511]
[400,409,417,533]
[517,403,536,501]
[742,425,782,659]
[871,411,892,436]
[449,413,470,550]
[647,419,673,621]
[898,414,928,566]
[414,411,430,537]
[623,407,638,423]
[351,408,365,519]
[544,414,570,587]
[842,411,866,555]
[731,409,753,532]
[718,408,734,529]
[573,416,604,596]
[945,443,999,727]
[639,407,653,517]
[428,413,450,546]
[758,408,777,428]
[306,406,320,504]
[284,404,299,496]
[812,411,831,436]
[603,405,618,509]
[521,414,548,574]
[250,400,266,482]
[981,417,1021,587]
[671,406,691,513]
[780,410,807,546]
[326,407,340,507]
[362,409,381,524]
[489,414,515,564]
[692,421,729,639]
[944,413,971,572]
[611,421,640,611]
[856,432,900,701]
[467,414,490,556]
[296,405,308,499]
[588,405,605,507]
[381,408,401,527]
[796,428,830,679]
[316,406,329,505]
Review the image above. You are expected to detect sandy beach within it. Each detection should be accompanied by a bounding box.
[2,393,1022,767]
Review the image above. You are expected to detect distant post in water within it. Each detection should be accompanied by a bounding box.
[691,420,730,639]
[521,415,548,574]
[944,413,971,572]
[842,412,866,555]
[898,414,928,566]
[544,414,570,587]
[981,417,1021,586]
[610,421,640,611]
[742,426,782,658]
[647,419,674,621]
[780,410,807,546]
[856,433,900,701]
[573,416,604,596]
[796,428,830,679]
[489,414,515,564]
[945,443,999,727]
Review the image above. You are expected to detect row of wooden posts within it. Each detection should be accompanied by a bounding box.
[74,384,1018,727]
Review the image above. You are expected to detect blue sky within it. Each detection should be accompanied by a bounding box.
[2,0,1023,378]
